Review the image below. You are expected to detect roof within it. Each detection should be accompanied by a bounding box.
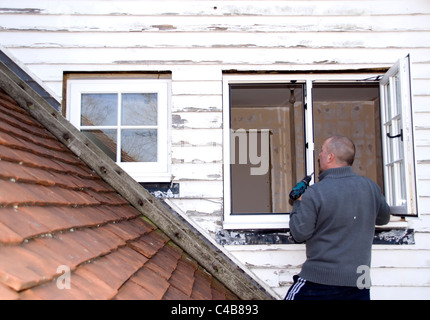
[0,88,239,300]
[0,57,272,300]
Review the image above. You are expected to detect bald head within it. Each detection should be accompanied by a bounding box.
[318,135,356,172]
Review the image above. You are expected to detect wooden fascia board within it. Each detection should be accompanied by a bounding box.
[0,60,273,300]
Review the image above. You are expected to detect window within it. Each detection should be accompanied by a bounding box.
[380,55,417,216]
[229,84,305,215]
[67,78,171,182]
[223,56,417,230]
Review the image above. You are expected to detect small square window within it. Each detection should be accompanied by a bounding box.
[67,78,171,182]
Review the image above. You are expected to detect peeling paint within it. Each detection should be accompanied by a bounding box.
[141,182,179,199]
[151,24,177,31]
[217,229,415,245]
[373,228,415,245]
[172,114,187,126]
[0,8,41,14]
[216,229,295,245]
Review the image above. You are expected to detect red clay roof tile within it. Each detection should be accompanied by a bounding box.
[162,285,193,301]
[0,245,59,291]
[169,266,196,296]
[76,248,144,291]
[191,269,214,300]
[129,267,170,299]
[145,247,181,280]
[0,283,20,300]
[0,221,24,245]
[0,86,240,300]
[128,230,168,259]
[114,281,158,300]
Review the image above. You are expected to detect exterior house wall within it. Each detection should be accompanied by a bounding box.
[1,0,429,299]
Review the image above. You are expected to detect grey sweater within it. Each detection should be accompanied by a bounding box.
[289,166,391,287]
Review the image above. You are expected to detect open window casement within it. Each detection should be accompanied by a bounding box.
[379,55,418,216]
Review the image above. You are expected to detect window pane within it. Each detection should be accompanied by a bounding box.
[385,123,394,163]
[229,84,305,214]
[399,161,407,206]
[313,83,383,191]
[394,74,402,117]
[394,120,403,161]
[121,129,157,162]
[81,94,117,126]
[122,93,158,126]
[385,82,391,120]
[82,129,117,161]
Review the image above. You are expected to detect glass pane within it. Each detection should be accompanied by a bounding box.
[394,119,403,161]
[385,123,393,163]
[122,93,158,126]
[121,129,157,162]
[385,82,391,120]
[387,165,394,204]
[394,74,402,117]
[81,94,117,126]
[229,84,305,214]
[398,162,407,206]
[313,83,383,190]
[82,129,117,161]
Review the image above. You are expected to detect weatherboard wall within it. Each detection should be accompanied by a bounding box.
[0,0,430,299]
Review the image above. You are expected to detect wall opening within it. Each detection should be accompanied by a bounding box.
[312,83,384,191]
[229,83,305,214]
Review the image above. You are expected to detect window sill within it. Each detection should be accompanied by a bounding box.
[223,214,290,230]
[377,215,409,229]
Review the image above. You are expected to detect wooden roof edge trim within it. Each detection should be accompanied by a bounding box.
[0,60,274,300]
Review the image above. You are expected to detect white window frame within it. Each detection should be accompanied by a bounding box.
[67,78,171,183]
[380,55,418,216]
[222,61,417,230]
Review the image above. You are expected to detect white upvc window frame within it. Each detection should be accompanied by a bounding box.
[222,59,417,230]
[67,78,172,183]
[380,55,418,216]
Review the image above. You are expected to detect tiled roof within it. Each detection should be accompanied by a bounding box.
[0,88,239,300]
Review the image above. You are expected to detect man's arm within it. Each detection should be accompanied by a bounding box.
[375,194,391,226]
[289,190,318,243]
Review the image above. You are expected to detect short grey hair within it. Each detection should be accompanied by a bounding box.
[326,135,356,166]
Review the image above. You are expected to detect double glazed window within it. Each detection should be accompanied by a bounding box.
[223,56,417,230]
[67,78,171,182]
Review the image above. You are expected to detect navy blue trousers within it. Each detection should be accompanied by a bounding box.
[284,275,370,300]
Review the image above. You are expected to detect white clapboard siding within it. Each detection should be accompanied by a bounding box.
[4,0,430,16]
[2,32,430,50]
[172,146,222,164]
[172,129,223,147]
[2,14,430,33]
[8,48,430,65]
[1,0,430,300]
[3,0,430,16]
[172,163,222,180]
[172,112,222,129]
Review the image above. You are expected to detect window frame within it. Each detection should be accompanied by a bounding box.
[222,65,417,230]
[379,55,418,216]
[67,78,172,183]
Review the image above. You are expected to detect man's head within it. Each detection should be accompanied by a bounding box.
[318,135,356,172]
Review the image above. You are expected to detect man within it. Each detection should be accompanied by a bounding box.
[285,135,390,300]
